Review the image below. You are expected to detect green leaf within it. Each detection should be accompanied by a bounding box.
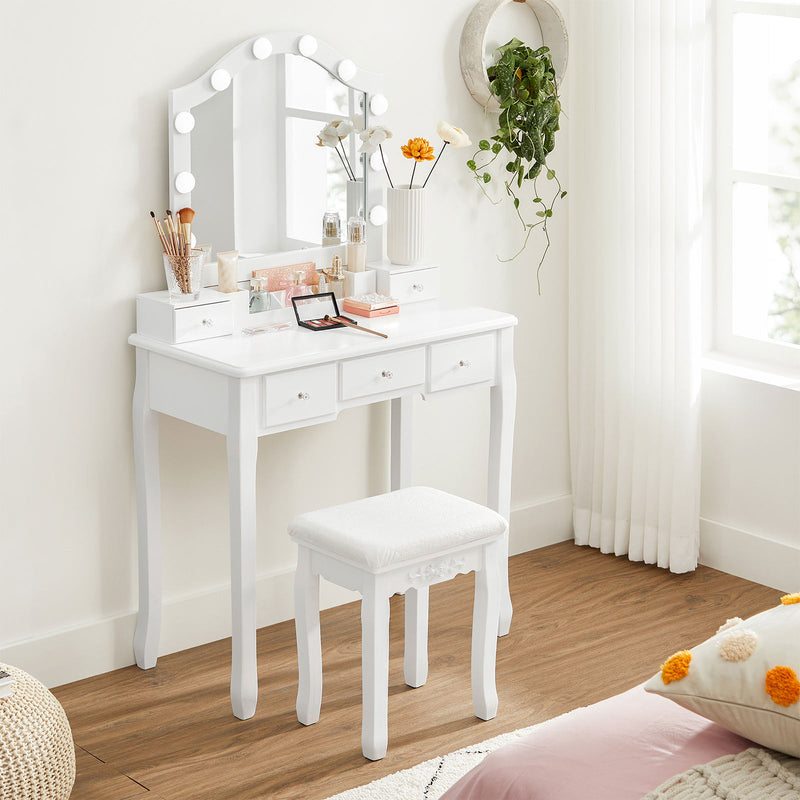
[560,190,567,198]
[545,209,553,217]
[467,160,477,171]
[506,161,517,173]
[514,198,520,209]
[483,173,491,183]
[479,140,491,151]
[536,211,546,217]
[546,169,556,180]
[534,197,542,203]
[491,142,502,154]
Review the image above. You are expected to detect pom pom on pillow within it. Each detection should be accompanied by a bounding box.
[645,596,800,757]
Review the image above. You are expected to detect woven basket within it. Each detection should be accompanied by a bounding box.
[0,663,75,800]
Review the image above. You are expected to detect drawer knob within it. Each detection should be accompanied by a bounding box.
[411,283,424,292]
[381,370,394,379]
[297,392,310,400]
[458,359,471,368]
[202,318,214,327]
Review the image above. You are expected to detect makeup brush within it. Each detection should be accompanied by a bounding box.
[324,315,389,339]
[178,207,195,255]
[150,211,169,253]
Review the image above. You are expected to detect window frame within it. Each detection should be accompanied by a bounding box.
[714,0,800,369]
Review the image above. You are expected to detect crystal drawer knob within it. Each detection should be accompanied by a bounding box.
[381,370,393,379]
[202,318,214,327]
[458,359,470,368]
[412,283,424,292]
[297,392,310,400]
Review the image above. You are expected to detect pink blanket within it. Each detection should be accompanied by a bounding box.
[441,685,753,800]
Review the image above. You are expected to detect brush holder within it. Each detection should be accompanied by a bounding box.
[163,252,205,301]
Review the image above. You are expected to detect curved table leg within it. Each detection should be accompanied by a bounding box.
[133,348,162,669]
[228,377,259,720]
[488,328,516,636]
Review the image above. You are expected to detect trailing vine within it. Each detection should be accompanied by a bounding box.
[467,38,566,292]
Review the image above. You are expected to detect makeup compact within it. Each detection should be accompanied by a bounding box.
[291,292,390,338]
[291,292,353,331]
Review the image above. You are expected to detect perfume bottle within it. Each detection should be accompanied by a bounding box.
[347,216,367,272]
[326,255,345,299]
[318,270,329,295]
[322,211,341,246]
[248,276,271,313]
[285,270,311,302]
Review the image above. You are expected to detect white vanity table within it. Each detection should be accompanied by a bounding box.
[132,31,518,720]
[130,302,516,719]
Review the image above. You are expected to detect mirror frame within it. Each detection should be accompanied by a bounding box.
[168,32,388,286]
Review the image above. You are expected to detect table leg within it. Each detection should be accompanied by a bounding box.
[227,378,259,720]
[392,397,430,684]
[488,327,516,636]
[133,349,162,670]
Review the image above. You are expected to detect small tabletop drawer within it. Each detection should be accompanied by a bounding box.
[264,364,337,427]
[173,302,234,343]
[340,348,425,401]
[428,333,496,392]
[136,289,235,344]
[374,266,440,304]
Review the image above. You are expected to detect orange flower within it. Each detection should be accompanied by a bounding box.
[401,137,435,162]
[765,666,800,707]
[661,651,692,684]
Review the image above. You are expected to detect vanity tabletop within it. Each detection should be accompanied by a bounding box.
[128,302,518,378]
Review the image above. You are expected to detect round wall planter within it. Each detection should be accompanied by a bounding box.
[460,0,568,110]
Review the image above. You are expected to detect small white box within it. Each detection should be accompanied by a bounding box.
[136,289,241,344]
[370,262,440,304]
[343,269,377,298]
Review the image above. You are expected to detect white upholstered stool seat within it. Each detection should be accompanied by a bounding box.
[289,486,507,760]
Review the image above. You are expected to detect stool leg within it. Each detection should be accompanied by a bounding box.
[404,587,429,688]
[472,541,500,720]
[362,587,390,760]
[295,547,322,726]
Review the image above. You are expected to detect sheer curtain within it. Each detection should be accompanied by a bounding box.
[567,0,707,572]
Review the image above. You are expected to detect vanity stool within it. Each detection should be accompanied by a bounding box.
[289,486,506,760]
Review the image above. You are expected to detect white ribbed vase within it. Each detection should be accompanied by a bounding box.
[387,187,425,266]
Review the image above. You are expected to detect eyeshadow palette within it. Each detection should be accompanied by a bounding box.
[291,292,355,332]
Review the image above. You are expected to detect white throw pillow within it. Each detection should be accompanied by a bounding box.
[644,595,800,758]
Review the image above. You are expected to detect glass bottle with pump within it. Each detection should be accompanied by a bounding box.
[325,255,345,299]
[347,216,367,272]
[322,211,341,246]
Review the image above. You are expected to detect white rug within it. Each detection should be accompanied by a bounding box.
[322,708,584,800]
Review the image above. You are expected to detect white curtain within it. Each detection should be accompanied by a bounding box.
[567,0,707,572]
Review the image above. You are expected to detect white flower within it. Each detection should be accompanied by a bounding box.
[316,118,355,148]
[358,125,393,154]
[436,120,471,148]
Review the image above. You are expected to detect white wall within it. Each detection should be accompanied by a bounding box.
[700,369,800,592]
[0,0,572,686]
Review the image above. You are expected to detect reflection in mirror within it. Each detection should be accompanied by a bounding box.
[293,293,339,322]
[185,50,366,262]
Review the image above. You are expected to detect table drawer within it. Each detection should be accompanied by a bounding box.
[174,302,234,343]
[264,364,336,427]
[375,267,440,304]
[340,348,425,401]
[428,333,496,392]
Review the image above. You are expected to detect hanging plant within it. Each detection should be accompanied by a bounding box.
[467,38,566,292]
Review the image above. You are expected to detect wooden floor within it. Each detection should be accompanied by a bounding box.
[54,542,780,800]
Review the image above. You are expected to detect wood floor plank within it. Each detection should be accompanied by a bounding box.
[54,543,781,800]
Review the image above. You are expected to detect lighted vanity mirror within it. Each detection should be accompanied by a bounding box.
[169,33,386,272]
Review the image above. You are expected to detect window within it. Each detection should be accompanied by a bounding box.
[716,0,800,367]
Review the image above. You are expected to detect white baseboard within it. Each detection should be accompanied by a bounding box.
[0,495,573,688]
[699,517,800,593]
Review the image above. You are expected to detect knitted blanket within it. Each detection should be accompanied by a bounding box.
[643,747,800,799]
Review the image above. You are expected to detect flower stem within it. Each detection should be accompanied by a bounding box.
[334,146,354,181]
[379,144,394,189]
[410,161,417,189]
[337,140,356,181]
[422,141,448,189]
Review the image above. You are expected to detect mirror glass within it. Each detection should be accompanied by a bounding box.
[187,52,367,261]
[293,292,339,322]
